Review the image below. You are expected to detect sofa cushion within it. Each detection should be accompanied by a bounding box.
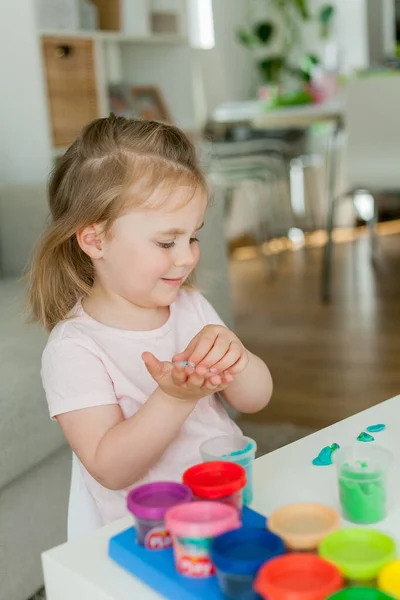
[0,279,66,490]
[0,183,49,278]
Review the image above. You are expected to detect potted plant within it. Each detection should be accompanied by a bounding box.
[237,0,335,106]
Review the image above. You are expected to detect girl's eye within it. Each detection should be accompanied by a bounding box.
[157,241,175,249]
[190,237,199,244]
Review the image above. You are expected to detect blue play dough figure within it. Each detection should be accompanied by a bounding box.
[366,424,386,433]
[312,443,340,466]
[357,431,375,442]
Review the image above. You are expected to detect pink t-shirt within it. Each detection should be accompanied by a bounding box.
[41,290,241,524]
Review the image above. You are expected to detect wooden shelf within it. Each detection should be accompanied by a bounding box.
[39,30,187,44]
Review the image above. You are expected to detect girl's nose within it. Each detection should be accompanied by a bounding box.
[174,245,196,269]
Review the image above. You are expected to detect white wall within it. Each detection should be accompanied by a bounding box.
[121,43,197,130]
[199,0,253,114]
[383,0,396,54]
[0,0,51,184]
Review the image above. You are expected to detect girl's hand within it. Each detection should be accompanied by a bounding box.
[142,352,232,402]
[172,325,249,377]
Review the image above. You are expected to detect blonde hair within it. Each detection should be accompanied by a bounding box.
[28,116,207,331]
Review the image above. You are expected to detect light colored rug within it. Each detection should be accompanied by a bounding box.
[29,422,314,600]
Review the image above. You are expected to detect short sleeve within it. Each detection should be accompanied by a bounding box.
[41,339,117,419]
[194,292,226,328]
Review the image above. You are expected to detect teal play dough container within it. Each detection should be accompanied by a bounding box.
[200,435,257,506]
[334,445,392,524]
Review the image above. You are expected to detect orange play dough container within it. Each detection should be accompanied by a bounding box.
[268,503,341,551]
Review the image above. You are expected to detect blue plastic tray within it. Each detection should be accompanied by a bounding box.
[108,506,266,600]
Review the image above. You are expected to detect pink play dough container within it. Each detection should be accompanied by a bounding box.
[165,501,240,578]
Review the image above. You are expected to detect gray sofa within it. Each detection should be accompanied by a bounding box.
[0,185,71,600]
[0,183,233,600]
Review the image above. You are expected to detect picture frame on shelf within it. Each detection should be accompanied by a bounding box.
[131,86,172,123]
[108,84,138,118]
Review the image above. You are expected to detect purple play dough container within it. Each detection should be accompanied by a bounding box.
[127,482,193,550]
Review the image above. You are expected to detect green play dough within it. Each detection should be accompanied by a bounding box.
[338,468,386,524]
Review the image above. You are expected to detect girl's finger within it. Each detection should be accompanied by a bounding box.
[221,372,233,385]
[186,371,205,389]
[202,376,222,392]
[171,363,188,385]
[186,333,218,368]
[196,337,231,373]
[227,352,249,375]
[171,333,201,364]
[207,341,242,374]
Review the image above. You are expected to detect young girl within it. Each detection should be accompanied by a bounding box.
[29,116,273,525]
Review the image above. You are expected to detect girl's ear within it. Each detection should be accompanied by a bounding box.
[76,224,105,259]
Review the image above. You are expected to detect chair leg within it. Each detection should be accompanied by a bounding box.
[260,178,278,280]
[321,121,342,303]
[322,196,337,303]
[368,194,379,262]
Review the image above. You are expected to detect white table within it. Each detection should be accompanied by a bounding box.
[211,97,344,130]
[42,396,400,600]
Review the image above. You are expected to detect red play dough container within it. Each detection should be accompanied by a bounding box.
[183,461,246,513]
[254,553,343,600]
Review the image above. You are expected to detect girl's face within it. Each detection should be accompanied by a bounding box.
[96,185,207,308]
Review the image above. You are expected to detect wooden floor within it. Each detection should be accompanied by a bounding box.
[231,229,400,429]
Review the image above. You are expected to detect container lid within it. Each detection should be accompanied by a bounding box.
[211,527,285,576]
[327,590,394,600]
[254,553,343,600]
[378,560,400,596]
[165,500,240,539]
[127,482,193,521]
[183,461,246,500]
[319,528,396,581]
[268,503,340,550]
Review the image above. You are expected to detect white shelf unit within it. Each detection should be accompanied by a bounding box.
[38,1,203,157]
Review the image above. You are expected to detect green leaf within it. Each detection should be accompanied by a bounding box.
[302,53,320,71]
[237,28,259,48]
[319,4,335,38]
[319,4,335,26]
[292,0,311,20]
[254,21,275,44]
[258,55,286,84]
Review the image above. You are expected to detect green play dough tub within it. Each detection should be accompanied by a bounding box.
[338,469,386,524]
[334,445,392,525]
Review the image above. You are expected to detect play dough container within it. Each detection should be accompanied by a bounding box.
[328,590,394,600]
[378,560,400,598]
[268,503,340,551]
[319,528,396,586]
[210,527,285,600]
[334,445,392,524]
[254,553,343,600]
[183,461,246,513]
[200,435,256,505]
[165,501,240,578]
[127,482,193,549]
